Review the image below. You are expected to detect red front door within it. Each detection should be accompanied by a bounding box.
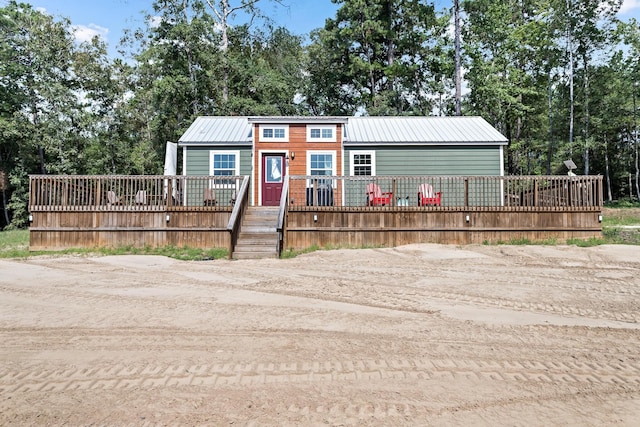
[261,154,286,206]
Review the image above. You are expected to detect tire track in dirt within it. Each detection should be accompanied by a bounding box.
[277,387,640,424]
[2,357,639,393]
[241,278,640,324]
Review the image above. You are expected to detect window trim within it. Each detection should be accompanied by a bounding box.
[349,150,376,176]
[209,150,240,187]
[307,125,337,142]
[306,150,337,187]
[259,124,289,142]
[307,150,337,175]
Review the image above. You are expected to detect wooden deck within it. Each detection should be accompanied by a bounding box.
[28,175,245,254]
[283,175,603,249]
[28,175,603,255]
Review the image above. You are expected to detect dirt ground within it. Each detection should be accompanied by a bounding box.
[1,244,639,426]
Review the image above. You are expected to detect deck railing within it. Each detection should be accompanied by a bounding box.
[29,175,244,211]
[29,174,603,212]
[288,175,603,210]
[227,175,251,258]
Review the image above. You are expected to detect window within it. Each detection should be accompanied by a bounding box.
[209,151,239,186]
[307,125,336,142]
[265,156,283,183]
[260,125,288,141]
[350,151,376,176]
[307,151,337,186]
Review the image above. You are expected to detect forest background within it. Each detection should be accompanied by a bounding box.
[1,0,640,229]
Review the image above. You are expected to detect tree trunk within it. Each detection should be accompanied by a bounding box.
[206,0,230,102]
[31,99,46,175]
[604,138,612,202]
[454,0,461,116]
[567,0,574,156]
[634,82,639,201]
[582,55,589,176]
[0,157,8,227]
[547,70,553,175]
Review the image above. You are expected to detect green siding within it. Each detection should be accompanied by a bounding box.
[184,146,252,175]
[345,146,502,176]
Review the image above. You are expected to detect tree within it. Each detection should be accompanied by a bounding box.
[620,19,640,201]
[225,25,306,115]
[203,0,285,104]
[304,0,451,116]
[125,0,222,170]
[462,0,550,174]
[554,0,623,175]
[0,1,115,227]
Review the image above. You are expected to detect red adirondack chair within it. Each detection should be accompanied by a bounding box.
[366,183,393,206]
[418,183,442,206]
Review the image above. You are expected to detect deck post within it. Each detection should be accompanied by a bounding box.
[464,178,469,207]
[392,178,397,206]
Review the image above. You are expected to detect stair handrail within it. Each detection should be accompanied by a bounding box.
[276,176,290,256]
[226,175,250,259]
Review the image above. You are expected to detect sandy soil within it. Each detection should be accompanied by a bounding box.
[1,244,639,426]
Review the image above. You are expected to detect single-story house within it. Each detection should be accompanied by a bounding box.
[178,116,509,207]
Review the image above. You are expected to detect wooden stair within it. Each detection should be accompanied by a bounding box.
[232,206,280,259]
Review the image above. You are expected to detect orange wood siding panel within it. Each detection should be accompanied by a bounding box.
[253,123,343,205]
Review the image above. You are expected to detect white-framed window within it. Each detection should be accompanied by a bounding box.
[209,150,239,186]
[307,151,337,187]
[350,151,376,176]
[259,124,289,141]
[307,125,336,142]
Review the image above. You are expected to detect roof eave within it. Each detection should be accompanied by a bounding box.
[344,141,509,146]
[178,141,252,146]
[247,116,349,124]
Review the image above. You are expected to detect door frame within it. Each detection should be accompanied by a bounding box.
[258,149,289,206]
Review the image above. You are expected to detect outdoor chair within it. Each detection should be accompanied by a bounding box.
[418,183,442,206]
[203,188,217,206]
[106,190,122,206]
[366,183,392,206]
[135,190,147,205]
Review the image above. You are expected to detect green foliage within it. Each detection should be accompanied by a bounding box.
[281,243,386,258]
[567,236,609,247]
[6,165,28,229]
[0,230,228,260]
[0,229,29,257]
[304,0,452,115]
[601,206,640,226]
[281,244,321,259]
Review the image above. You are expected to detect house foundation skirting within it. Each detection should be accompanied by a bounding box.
[28,210,231,250]
[283,209,602,249]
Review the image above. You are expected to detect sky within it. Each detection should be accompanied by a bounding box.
[27,0,342,57]
[12,0,640,59]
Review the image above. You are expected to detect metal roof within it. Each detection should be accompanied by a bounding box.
[178,116,252,145]
[344,116,508,145]
[178,116,508,146]
[247,116,349,124]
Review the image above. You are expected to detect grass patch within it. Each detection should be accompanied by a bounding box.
[280,243,385,258]
[281,244,321,259]
[0,229,30,258]
[566,236,608,247]
[0,230,227,260]
[602,204,640,227]
[488,236,559,246]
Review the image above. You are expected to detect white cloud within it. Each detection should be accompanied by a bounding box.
[620,0,640,15]
[72,24,109,44]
